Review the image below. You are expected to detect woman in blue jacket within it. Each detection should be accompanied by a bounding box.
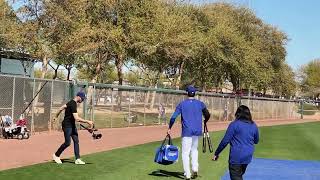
[213,105,259,180]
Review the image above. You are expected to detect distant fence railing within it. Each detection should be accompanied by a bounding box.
[74,82,302,129]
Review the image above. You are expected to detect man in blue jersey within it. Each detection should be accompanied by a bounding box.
[167,85,210,180]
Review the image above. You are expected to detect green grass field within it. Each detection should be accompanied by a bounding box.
[1,122,320,180]
[299,103,320,115]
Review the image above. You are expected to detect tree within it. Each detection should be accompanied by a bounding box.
[12,0,53,79]
[194,3,289,94]
[77,63,118,84]
[128,0,199,107]
[3,0,296,100]
[125,71,141,86]
[185,3,253,91]
[271,64,296,97]
[0,0,18,50]
[34,68,66,80]
[300,59,320,97]
[44,0,83,80]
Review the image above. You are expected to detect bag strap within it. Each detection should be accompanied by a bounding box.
[161,134,172,146]
[204,123,208,133]
[168,134,172,145]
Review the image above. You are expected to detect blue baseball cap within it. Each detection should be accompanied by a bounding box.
[76,92,86,101]
[186,85,197,94]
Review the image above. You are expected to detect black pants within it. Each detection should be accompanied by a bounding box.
[55,127,80,159]
[229,164,248,180]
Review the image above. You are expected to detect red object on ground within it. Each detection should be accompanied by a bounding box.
[16,119,27,126]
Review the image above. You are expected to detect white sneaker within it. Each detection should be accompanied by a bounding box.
[52,154,62,164]
[75,159,86,165]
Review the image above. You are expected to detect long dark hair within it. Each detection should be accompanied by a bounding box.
[235,105,253,123]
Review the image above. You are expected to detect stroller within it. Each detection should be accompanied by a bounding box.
[0,81,50,140]
[1,115,30,140]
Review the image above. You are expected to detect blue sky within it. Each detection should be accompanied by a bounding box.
[192,0,320,70]
[252,0,320,70]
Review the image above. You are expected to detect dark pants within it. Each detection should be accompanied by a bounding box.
[229,164,248,180]
[55,127,80,159]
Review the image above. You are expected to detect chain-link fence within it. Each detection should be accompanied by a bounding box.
[0,74,71,136]
[76,82,303,129]
[0,74,307,135]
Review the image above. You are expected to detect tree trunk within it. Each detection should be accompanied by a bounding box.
[66,64,72,81]
[230,75,239,92]
[145,89,150,106]
[150,88,157,109]
[202,84,206,92]
[96,90,101,106]
[32,56,49,131]
[40,56,48,79]
[115,55,124,111]
[174,60,185,90]
[21,61,27,77]
[149,73,161,109]
[86,62,101,119]
[33,56,49,107]
[20,61,28,110]
[53,65,60,79]
[228,98,235,121]
[200,73,206,92]
[215,85,220,93]
[86,77,97,119]
[115,55,124,85]
[65,64,72,81]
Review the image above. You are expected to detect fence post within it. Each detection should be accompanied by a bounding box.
[49,81,54,132]
[69,80,75,99]
[271,101,274,120]
[218,97,222,121]
[134,90,136,105]
[31,79,35,134]
[143,90,146,126]
[111,88,114,128]
[171,94,174,113]
[82,82,88,121]
[237,95,242,107]
[11,77,15,119]
[273,101,276,120]
[157,92,161,124]
[211,96,214,120]
[288,101,290,119]
[128,89,131,127]
[262,101,265,120]
[258,100,261,120]
[300,100,304,119]
[92,84,96,123]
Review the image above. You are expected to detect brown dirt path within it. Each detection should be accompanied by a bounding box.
[0,117,319,171]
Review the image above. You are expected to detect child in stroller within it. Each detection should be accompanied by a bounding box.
[1,115,30,140]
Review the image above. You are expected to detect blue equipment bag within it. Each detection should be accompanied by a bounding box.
[154,134,179,165]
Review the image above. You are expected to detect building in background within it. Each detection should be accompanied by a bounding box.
[0,49,36,77]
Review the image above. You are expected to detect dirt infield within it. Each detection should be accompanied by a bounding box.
[0,117,319,171]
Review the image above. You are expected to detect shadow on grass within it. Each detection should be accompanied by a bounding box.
[50,159,93,165]
[149,169,185,179]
